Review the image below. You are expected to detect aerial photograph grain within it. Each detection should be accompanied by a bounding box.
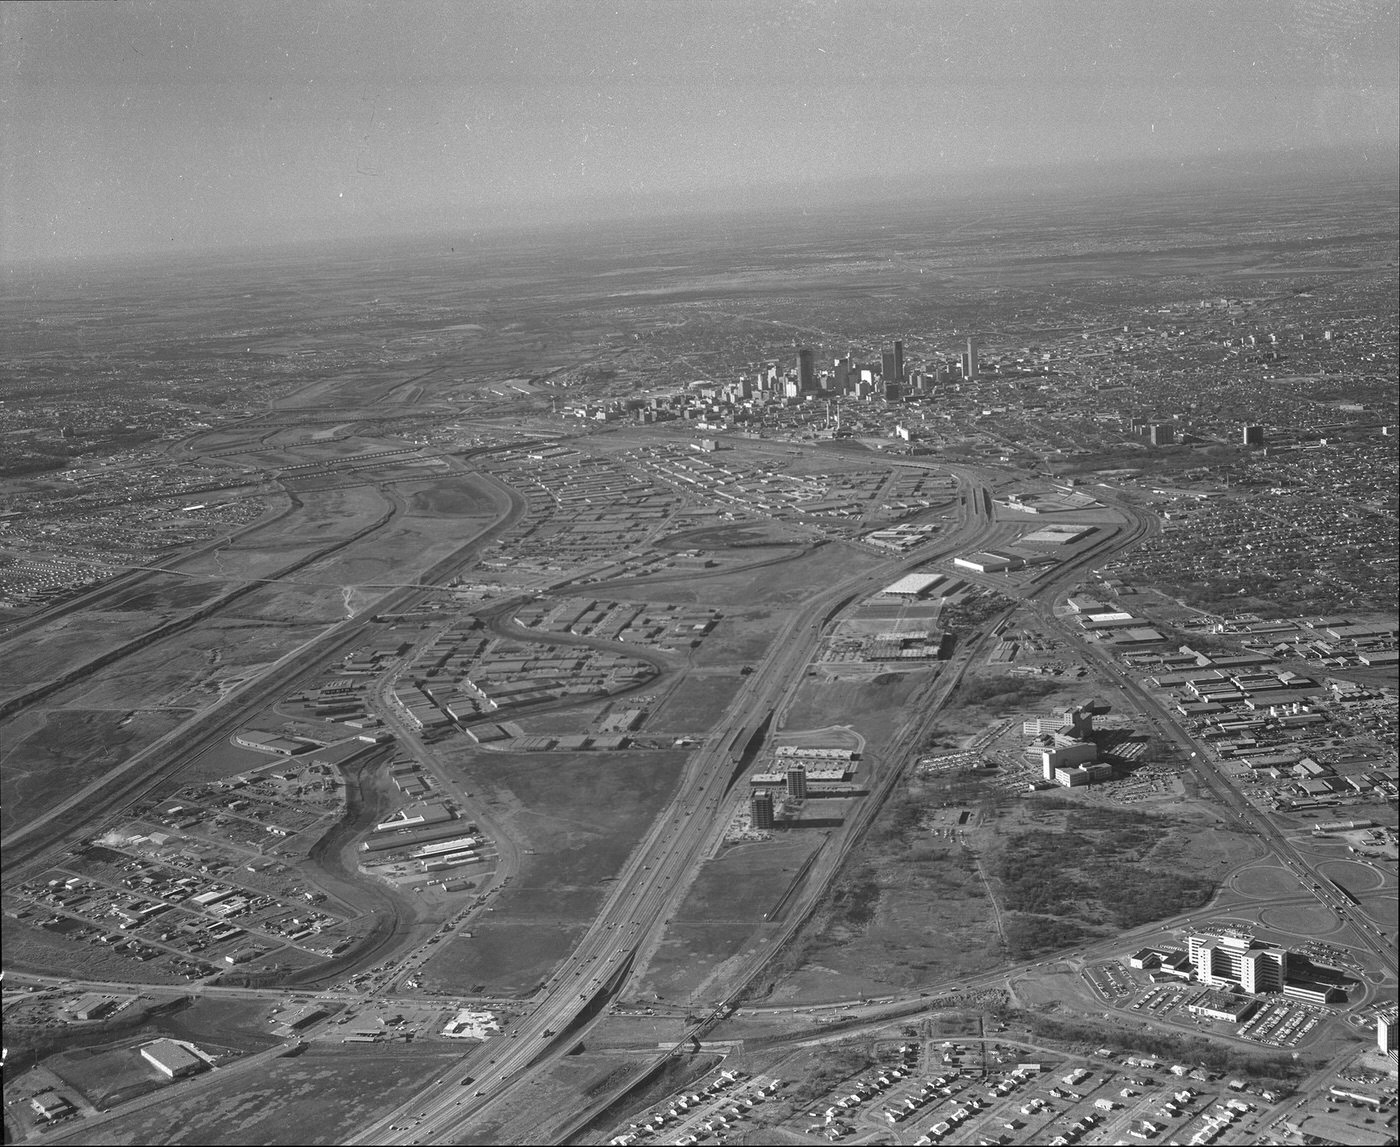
[2,2,1397,1144]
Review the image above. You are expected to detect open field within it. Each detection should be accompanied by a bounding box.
[758,770,1260,1004]
[658,520,810,549]
[98,577,230,615]
[48,619,324,709]
[0,708,191,837]
[1255,903,1343,936]
[687,608,790,667]
[419,748,687,992]
[649,674,743,733]
[1231,862,1307,899]
[783,667,937,757]
[638,834,826,1002]
[630,544,883,607]
[641,922,776,1004]
[461,749,687,921]
[66,1047,467,1146]
[0,914,187,986]
[1316,859,1387,893]
[0,613,169,700]
[421,921,587,996]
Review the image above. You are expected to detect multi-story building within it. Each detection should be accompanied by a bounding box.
[1378,1007,1397,1055]
[882,349,898,383]
[751,790,775,830]
[786,765,808,800]
[797,348,815,393]
[962,337,979,381]
[1187,934,1288,993]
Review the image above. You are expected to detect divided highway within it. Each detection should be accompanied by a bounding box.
[351,473,1070,1146]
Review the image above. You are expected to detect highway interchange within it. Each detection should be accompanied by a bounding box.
[349,463,1173,1145]
[7,425,1391,1147]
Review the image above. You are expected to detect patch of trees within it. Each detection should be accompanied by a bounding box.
[995,812,1215,949]
[0,444,70,477]
[828,863,882,930]
[1002,914,1089,956]
[957,676,1061,710]
[1002,1008,1307,1085]
[781,1043,878,1109]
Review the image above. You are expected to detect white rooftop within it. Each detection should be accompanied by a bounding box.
[882,573,945,596]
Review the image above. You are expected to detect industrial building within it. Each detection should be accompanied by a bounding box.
[141,1038,206,1079]
[234,731,316,757]
[880,572,946,598]
[361,819,471,853]
[954,552,1025,574]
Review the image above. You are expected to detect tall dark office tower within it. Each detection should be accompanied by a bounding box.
[962,337,979,381]
[785,765,808,800]
[892,340,904,382]
[797,348,815,392]
[882,349,898,382]
[751,790,775,830]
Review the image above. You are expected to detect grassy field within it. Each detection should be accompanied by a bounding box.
[51,620,325,709]
[71,1046,466,1146]
[0,915,186,986]
[463,1047,665,1145]
[783,668,937,757]
[98,576,230,615]
[1255,903,1342,936]
[688,608,790,667]
[0,612,165,700]
[757,765,1260,1004]
[649,674,743,733]
[0,708,191,837]
[633,544,883,607]
[638,834,826,1003]
[403,474,501,518]
[1232,862,1306,899]
[421,748,686,993]
[421,921,587,996]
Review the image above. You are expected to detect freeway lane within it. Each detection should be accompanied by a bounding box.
[353,474,1029,1145]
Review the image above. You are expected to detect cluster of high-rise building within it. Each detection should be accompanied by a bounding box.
[721,338,983,405]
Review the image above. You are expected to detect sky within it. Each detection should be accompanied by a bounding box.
[3,0,1397,264]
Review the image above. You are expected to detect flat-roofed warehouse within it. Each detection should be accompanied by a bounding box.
[954,552,1025,573]
[141,1038,205,1078]
[880,573,945,598]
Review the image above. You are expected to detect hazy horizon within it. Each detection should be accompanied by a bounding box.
[4,0,1398,267]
